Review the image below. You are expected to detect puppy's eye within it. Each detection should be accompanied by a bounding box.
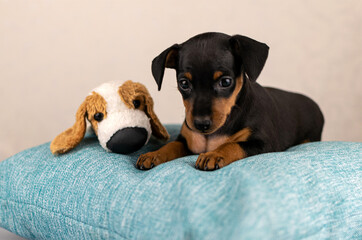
[179,79,191,90]
[94,112,104,122]
[133,100,141,108]
[219,77,232,88]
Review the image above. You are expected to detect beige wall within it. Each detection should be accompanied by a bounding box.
[0,0,361,160]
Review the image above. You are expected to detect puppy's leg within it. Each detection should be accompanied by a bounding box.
[196,142,246,171]
[136,140,189,170]
[196,139,266,170]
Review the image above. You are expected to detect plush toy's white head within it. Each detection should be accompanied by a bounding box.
[50,80,169,155]
[92,81,153,153]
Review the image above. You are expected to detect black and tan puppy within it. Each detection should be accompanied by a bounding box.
[136,32,324,171]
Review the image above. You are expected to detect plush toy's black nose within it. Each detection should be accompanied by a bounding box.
[106,127,148,154]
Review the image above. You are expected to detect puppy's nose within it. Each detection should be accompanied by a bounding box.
[194,117,212,132]
[106,127,148,154]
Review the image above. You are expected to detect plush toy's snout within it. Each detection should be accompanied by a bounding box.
[106,127,148,154]
[50,80,169,155]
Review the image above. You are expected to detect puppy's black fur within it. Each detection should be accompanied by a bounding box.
[136,32,324,171]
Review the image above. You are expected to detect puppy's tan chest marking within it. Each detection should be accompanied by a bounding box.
[181,124,252,154]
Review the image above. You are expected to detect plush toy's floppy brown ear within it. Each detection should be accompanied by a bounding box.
[119,80,170,141]
[143,89,170,141]
[50,101,87,154]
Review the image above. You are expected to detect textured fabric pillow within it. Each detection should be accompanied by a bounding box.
[0,125,361,239]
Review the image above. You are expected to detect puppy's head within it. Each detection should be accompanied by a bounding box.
[50,80,169,155]
[152,32,269,134]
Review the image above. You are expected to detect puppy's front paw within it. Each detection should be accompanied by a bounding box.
[195,152,226,171]
[136,152,166,170]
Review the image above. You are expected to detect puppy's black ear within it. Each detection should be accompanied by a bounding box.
[151,44,180,91]
[229,35,269,81]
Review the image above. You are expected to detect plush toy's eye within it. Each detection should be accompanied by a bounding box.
[133,100,141,108]
[94,112,104,122]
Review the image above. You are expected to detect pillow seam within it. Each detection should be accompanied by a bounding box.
[0,198,129,240]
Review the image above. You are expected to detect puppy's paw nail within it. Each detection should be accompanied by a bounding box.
[195,161,199,169]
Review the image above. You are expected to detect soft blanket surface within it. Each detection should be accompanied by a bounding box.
[0,125,361,239]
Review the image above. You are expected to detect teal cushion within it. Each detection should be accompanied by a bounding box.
[0,125,361,239]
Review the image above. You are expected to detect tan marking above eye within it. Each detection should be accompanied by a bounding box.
[213,71,223,80]
[184,72,192,80]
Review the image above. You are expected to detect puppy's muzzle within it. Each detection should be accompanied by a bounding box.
[106,127,148,154]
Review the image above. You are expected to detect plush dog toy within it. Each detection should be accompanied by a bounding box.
[50,80,169,155]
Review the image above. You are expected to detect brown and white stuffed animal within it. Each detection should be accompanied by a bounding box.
[50,80,169,155]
